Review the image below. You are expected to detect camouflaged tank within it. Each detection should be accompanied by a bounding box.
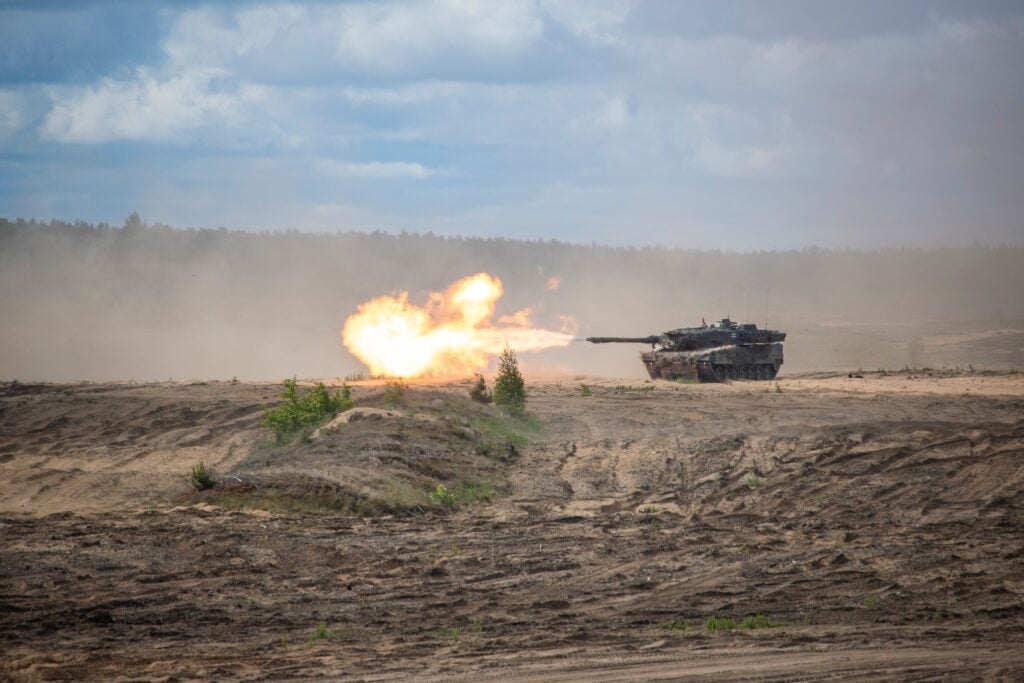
[587,318,786,382]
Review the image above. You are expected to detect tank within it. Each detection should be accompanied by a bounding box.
[586,318,786,382]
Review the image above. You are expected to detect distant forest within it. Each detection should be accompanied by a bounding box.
[2,216,1023,380]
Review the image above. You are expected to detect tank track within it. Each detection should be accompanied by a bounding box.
[696,361,779,383]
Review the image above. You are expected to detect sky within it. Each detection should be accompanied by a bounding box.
[1,0,1022,249]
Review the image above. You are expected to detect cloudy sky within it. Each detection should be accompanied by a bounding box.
[1,0,1022,248]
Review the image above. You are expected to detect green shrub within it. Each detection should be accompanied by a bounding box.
[705,616,735,632]
[493,345,526,411]
[382,379,407,406]
[745,476,765,488]
[579,384,592,396]
[190,461,217,490]
[430,484,458,509]
[263,378,353,442]
[469,374,493,404]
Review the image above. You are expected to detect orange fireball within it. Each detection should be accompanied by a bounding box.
[341,273,572,378]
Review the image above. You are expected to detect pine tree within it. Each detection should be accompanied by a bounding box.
[493,345,526,411]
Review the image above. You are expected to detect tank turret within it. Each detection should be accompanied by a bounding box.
[586,318,786,382]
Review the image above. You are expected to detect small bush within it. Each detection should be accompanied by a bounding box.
[579,384,592,396]
[774,382,783,393]
[263,378,354,442]
[745,476,765,489]
[382,379,407,406]
[493,345,526,412]
[190,462,217,490]
[469,374,493,404]
[344,371,367,381]
[639,505,660,514]
[705,616,735,632]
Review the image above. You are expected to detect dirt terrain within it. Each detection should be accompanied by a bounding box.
[2,373,1024,681]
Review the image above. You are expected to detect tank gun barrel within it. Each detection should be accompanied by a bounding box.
[586,336,661,345]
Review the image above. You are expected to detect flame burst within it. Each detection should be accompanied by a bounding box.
[341,273,573,378]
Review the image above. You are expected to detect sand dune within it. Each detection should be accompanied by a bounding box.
[2,372,1023,680]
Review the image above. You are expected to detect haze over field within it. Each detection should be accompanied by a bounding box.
[2,217,1023,381]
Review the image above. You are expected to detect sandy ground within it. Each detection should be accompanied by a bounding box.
[2,372,1024,680]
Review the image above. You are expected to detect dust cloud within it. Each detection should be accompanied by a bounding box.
[2,217,1022,381]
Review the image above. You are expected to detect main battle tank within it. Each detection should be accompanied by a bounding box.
[587,318,786,382]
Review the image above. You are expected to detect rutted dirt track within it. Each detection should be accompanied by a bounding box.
[2,374,1024,681]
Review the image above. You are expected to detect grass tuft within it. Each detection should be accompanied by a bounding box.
[613,384,655,394]
[705,616,735,632]
[307,622,347,645]
[429,482,494,510]
[659,618,690,631]
[739,614,779,629]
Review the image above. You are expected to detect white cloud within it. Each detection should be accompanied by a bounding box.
[41,68,265,144]
[538,0,631,45]
[0,90,23,139]
[320,159,433,179]
[335,0,543,74]
[159,1,559,81]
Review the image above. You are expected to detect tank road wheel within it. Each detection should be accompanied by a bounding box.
[744,365,754,380]
[757,365,769,380]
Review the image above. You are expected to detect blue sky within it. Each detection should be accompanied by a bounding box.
[1,0,1022,248]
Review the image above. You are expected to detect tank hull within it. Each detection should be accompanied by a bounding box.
[640,343,784,382]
